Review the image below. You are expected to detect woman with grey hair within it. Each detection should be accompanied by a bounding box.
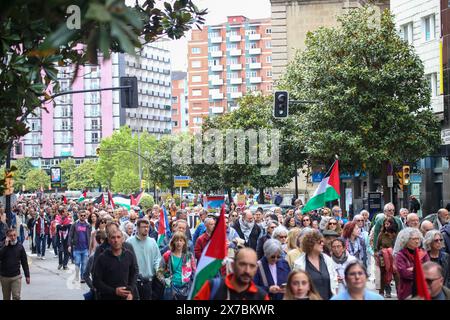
[424,230,450,287]
[272,226,289,259]
[254,239,291,300]
[394,227,430,299]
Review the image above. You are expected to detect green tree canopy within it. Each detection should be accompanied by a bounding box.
[279,7,441,179]
[67,159,99,190]
[25,169,50,191]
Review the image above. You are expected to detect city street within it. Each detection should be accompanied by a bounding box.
[20,240,86,300]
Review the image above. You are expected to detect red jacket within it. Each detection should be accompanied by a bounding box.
[35,216,50,235]
[394,248,430,300]
[194,274,269,300]
[194,232,211,261]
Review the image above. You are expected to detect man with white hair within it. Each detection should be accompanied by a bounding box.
[232,209,262,251]
[399,208,409,228]
[371,203,403,252]
[359,210,371,232]
[406,213,420,229]
[423,208,449,231]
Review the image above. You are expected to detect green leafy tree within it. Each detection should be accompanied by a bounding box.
[11,158,34,192]
[25,169,50,191]
[0,0,207,166]
[67,159,99,190]
[111,170,140,194]
[60,158,76,188]
[279,7,441,202]
[139,193,155,211]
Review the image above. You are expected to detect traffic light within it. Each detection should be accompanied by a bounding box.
[120,76,138,108]
[402,165,410,185]
[273,91,289,118]
[396,171,404,191]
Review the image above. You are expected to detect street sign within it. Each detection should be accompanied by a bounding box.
[174,176,191,187]
[367,192,382,220]
[387,175,393,188]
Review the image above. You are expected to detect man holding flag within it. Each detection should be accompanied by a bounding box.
[302,159,341,214]
[190,205,269,300]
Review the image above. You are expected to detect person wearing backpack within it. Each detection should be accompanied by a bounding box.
[194,247,269,300]
[157,231,196,300]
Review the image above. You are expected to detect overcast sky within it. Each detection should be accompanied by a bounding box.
[168,0,271,71]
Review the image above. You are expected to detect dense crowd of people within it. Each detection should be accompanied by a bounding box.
[0,194,450,301]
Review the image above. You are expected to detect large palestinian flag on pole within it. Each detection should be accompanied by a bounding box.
[302,160,340,213]
[188,204,227,300]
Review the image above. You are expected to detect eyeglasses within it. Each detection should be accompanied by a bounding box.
[317,240,324,245]
[426,277,442,285]
[328,222,337,225]
[79,215,86,217]
[347,271,365,278]
[433,238,443,243]
[355,219,363,222]
[278,235,287,239]
[303,219,310,222]
[270,255,281,259]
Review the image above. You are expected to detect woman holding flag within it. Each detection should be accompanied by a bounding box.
[394,227,430,299]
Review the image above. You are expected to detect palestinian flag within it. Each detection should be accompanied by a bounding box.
[108,191,116,208]
[188,204,227,300]
[130,191,143,206]
[112,194,131,210]
[93,194,105,206]
[62,195,67,204]
[157,205,171,247]
[414,248,431,300]
[302,160,340,213]
[78,190,87,203]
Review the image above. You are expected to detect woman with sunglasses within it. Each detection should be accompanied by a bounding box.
[324,218,342,235]
[254,239,291,300]
[331,261,384,300]
[300,215,312,229]
[293,230,338,299]
[424,230,450,288]
[394,227,430,299]
[272,226,289,259]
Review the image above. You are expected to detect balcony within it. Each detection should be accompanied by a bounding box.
[249,48,261,55]
[229,49,242,56]
[210,92,224,100]
[211,78,224,86]
[210,65,223,72]
[248,34,261,41]
[229,35,242,42]
[249,62,261,69]
[230,64,242,71]
[210,36,222,44]
[210,51,222,58]
[250,77,262,84]
[230,92,243,99]
[210,107,224,114]
[230,78,242,85]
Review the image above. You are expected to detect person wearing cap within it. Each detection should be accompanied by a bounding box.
[322,229,340,257]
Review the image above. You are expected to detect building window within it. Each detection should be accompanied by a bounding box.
[246,71,257,78]
[226,43,238,50]
[172,96,179,103]
[227,57,239,65]
[193,117,203,124]
[247,85,258,92]
[267,84,273,92]
[191,60,201,68]
[185,120,189,126]
[61,106,72,117]
[92,132,99,143]
[85,92,100,104]
[192,89,202,97]
[208,45,220,52]
[422,15,435,41]
[172,108,178,115]
[227,86,239,93]
[266,28,272,34]
[32,146,40,157]
[61,119,69,131]
[31,120,40,131]
[208,59,221,66]
[173,121,178,127]
[92,119,99,130]
[266,56,272,63]
[246,57,258,64]
[90,105,100,117]
[15,143,22,155]
[245,29,257,35]
[427,73,438,97]
[192,75,202,83]
[401,23,413,44]
[209,31,220,38]
[191,47,201,54]
[267,70,272,77]
[265,41,272,49]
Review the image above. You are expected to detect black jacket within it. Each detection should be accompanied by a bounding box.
[93,247,138,300]
[0,242,30,278]
[442,224,450,255]
[256,233,272,260]
[233,220,261,251]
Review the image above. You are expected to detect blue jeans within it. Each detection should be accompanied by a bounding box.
[36,234,47,257]
[73,249,89,276]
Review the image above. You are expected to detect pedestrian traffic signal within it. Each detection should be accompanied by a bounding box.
[402,165,410,185]
[273,91,289,118]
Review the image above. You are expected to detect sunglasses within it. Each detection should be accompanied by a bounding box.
[278,235,287,239]
[328,222,337,225]
[270,255,281,259]
[434,238,443,243]
[79,215,86,217]
[303,219,310,222]
[317,240,324,245]
[355,219,363,222]
[426,277,442,285]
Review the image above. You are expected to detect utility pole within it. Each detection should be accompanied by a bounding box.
[138,131,142,192]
